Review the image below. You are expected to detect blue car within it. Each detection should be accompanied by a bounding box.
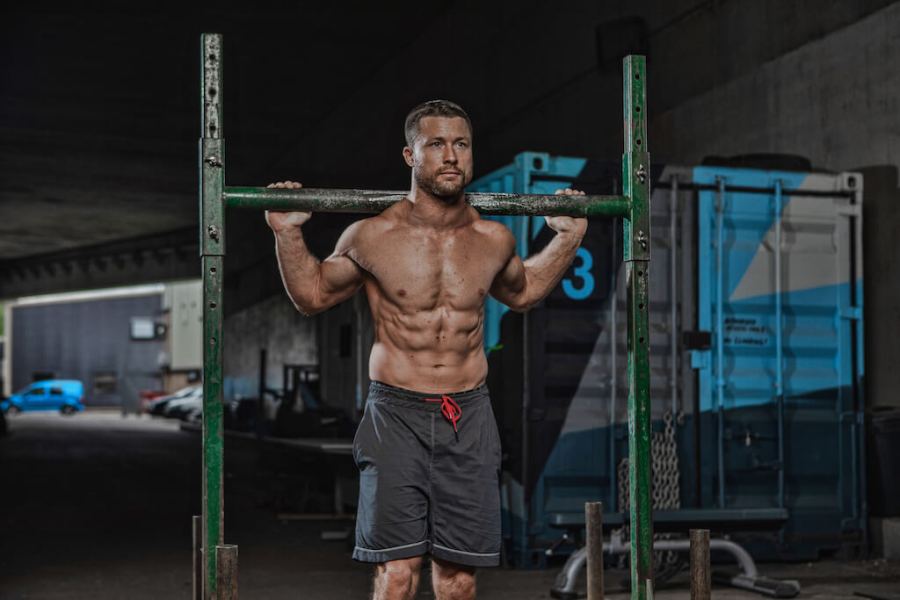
[1,380,85,415]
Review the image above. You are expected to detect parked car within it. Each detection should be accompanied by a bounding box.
[162,389,203,419]
[147,386,200,417]
[1,380,85,415]
[138,389,167,414]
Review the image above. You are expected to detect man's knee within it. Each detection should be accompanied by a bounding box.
[432,558,476,599]
[374,557,422,600]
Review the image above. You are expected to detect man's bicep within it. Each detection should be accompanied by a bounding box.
[317,221,366,304]
[489,252,527,309]
[319,254,364,297]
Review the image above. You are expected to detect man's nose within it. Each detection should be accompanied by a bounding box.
[442,145,458,164]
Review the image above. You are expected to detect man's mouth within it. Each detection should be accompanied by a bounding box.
[440,171,461,176]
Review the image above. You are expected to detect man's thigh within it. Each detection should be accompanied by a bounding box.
[353,398,432,563]
[430,396,502,567]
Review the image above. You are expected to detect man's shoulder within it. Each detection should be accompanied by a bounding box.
[344,212,394,239]
[471,217,516,246]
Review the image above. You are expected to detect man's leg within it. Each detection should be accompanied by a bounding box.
[431,557,476,600]
[372,556,424,600]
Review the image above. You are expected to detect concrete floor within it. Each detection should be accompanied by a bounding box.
[0,412,897,599]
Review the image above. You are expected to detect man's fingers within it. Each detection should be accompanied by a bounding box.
[554,188,580,196]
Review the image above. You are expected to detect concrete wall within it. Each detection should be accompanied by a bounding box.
[223,293,317,401]
[654,2,900,169]
[318,294,374,419]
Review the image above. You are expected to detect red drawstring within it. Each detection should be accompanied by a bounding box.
[425,394,462,433]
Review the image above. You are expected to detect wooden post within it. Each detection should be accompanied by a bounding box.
[193,515,203,600]
[690,529,711,600]
[585,502,604,600]
[216,544,238,600]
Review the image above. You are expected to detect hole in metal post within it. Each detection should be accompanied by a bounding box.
[639,303,644,309]
[210,267,217,274]
[636,139,642,146]
[208,87,217,97]
[210,337,216,346]
[639,337,645,344]
[210,302,217,309]
[635,73,641,80]
[635,106,641,113]
[209,53,217,62]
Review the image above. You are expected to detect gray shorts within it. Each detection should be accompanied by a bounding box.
[351,381,502,567]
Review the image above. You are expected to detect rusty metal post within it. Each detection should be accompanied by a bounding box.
[216,545,238,600]
[200,32,227,600]
[623,54,654,600]
[585,502,604,600]
[690,529,711,600]
[193,515,203,600]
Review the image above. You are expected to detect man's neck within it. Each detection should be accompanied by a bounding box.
[406,184,469,229]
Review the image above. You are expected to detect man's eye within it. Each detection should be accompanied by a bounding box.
[431,141,442,147]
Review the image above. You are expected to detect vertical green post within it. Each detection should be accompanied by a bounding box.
[622,54,654,599]
[200,32,226,600]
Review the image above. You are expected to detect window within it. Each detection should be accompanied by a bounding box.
[50,387,63,396]
[93,373,117,395]
[130,317,157,340]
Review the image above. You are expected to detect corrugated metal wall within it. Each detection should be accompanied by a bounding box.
[10,293,164,408]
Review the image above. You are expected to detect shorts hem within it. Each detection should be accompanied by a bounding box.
[431,543,501,568]
[352,540,429,563]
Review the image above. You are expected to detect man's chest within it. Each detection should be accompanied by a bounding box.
[354,228,505,307]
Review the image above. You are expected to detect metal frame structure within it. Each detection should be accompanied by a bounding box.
[198,33,653,599]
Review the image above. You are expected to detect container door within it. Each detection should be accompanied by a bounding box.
[693,166,863,556]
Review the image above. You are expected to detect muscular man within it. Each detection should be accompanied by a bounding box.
[265,100,587,600]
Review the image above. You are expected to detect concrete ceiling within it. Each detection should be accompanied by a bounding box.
[0,6,450,262]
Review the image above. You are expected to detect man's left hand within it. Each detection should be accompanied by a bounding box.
[545,188,588,238]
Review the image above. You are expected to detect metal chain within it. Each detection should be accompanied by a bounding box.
[617,410,681,511]
[615,410,684,574]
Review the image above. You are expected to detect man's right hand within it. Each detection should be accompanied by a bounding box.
[265,181,312,231]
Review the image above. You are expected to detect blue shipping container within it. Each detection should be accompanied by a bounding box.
[468,152,865,567]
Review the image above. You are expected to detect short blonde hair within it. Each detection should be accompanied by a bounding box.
[404,99,472,146]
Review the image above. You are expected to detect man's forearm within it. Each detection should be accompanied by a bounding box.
[519,231,584,309]
[273,227,322,314]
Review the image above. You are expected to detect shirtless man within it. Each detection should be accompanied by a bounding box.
[265,100,587,600]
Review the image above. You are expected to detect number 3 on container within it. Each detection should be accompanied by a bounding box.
[562,247,595,300]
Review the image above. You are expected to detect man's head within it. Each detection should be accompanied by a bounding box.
[403,100,473,201]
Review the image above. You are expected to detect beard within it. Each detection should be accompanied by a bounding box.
[415,168,468,202]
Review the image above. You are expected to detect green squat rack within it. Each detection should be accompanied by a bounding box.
[197,32,653,600]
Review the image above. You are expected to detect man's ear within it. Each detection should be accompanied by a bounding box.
[402,146,415,168]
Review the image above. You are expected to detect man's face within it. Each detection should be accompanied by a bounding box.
[404,116,473,201]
